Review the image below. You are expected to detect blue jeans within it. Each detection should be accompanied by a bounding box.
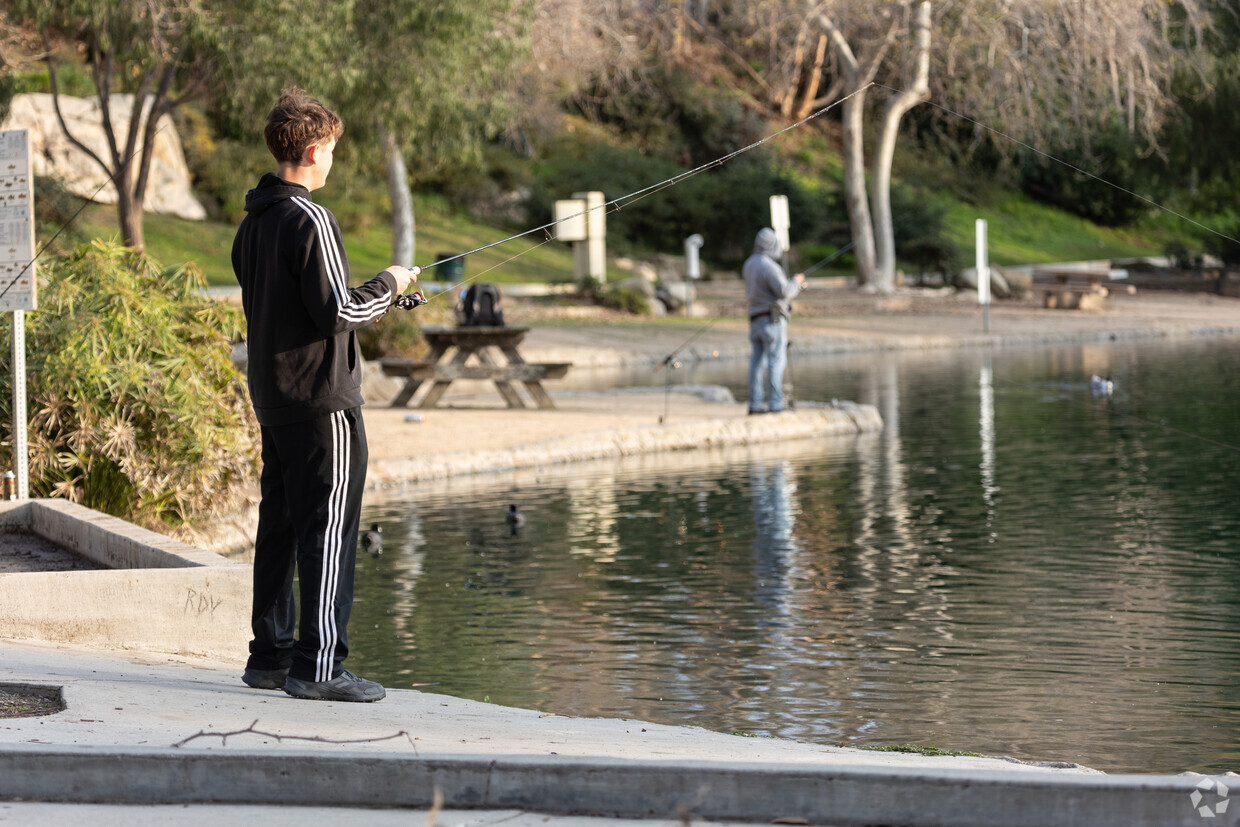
[748,316,788,412]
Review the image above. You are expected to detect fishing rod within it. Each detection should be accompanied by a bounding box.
[413,78,1240,302]
[655,312,726,372]
[394,86,875,308]
[802,240,856,277]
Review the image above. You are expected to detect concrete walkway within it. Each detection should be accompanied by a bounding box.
[0,639,1230,827]
[6,290,1240,825]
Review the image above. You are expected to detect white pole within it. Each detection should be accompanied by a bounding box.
[11,309,27,499]
[684,234,703,318]
[770,195,790,271]
[0,129,36,500]
[976,218,990,333]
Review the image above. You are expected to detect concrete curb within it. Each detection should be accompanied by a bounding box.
[0,745,1225,827]
[0,499,240,570]
[367,402,881,486]
[0,500,250,660]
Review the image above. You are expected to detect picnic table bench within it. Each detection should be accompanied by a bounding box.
[380,325,571,410]
[1030,268,1131,310]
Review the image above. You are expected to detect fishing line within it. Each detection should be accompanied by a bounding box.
[432,78,1240,299]
[413,85,874,303]
[873,82,1240,248]
[802,212,917,276]
[655,313,728,372]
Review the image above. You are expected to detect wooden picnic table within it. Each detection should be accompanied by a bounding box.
[1030,268,1119,310]
[380,325,571,409]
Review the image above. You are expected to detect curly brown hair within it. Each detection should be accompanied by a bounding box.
[263,87,344,164]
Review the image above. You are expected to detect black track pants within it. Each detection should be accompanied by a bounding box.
[247,408,368,683]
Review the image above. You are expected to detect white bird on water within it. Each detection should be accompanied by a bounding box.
[1090,375,1114,396]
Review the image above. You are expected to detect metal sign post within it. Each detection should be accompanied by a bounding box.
[0,130,38,499]
[976,218,990,333]
[10,310,26,499]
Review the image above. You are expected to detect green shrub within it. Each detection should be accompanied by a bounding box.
[1014,124,1146,227]
[1200,214,1240,266]
[0,241,258,531]
[356,307,426,359]
[577,276,650,314]
[601,284,651,314]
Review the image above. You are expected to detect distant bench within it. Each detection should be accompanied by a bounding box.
[1030,268,1134,310]
[380,325,571,410]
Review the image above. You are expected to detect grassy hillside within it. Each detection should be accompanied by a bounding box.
[941,194,1164,267]
[74,198,580,288]
[73,181,1168,290]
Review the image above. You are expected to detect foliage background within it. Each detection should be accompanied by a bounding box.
[0,242,257,531]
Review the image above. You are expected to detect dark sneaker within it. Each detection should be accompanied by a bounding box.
[242,667,289,690]
[283,670,386,703]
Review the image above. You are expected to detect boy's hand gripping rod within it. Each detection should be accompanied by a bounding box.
[393,265,427,310]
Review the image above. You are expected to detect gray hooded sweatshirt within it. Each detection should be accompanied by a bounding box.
[742,227,801,321]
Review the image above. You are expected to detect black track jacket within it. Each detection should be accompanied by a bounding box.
[232,173,396,427]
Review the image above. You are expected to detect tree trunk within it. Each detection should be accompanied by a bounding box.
[841,88,878,286]
[872,1,932,294]
[814,9,893,288]
[382,127,415,267]
[116,174,144,251]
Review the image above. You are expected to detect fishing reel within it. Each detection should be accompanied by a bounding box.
[394,291,428,310]
[393,264,425,310]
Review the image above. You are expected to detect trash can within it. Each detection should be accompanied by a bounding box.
[435,253,465,283]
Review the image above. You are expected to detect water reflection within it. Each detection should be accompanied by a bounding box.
[349,337,1240,774]
[749,461,800,624]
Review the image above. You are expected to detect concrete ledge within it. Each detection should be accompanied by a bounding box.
[0,500,249,660]
[0,499,241,569]
[0,745,1223,827]
[0,568,249,660]
[368,403,881,487]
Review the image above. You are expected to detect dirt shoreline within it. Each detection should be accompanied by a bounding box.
[512,284,1240,364]
[363,285,1240,462]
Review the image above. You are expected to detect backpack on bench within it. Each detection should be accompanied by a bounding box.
[461,283,505,327]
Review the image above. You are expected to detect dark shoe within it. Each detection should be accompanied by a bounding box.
[242,666,289,690]
[283,669,386,703]
[748,409,767,415]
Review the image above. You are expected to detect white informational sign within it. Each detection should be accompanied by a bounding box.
[571,191,606,283]
[553,199,588,242]
[0,130,36,312]
[769,194,790,253]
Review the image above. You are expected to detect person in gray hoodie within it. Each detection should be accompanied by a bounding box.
[742,228,805,413]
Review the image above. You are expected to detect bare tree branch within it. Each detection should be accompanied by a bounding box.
[172,718,420,751]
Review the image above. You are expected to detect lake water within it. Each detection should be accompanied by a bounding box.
[347,336,1240,774]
